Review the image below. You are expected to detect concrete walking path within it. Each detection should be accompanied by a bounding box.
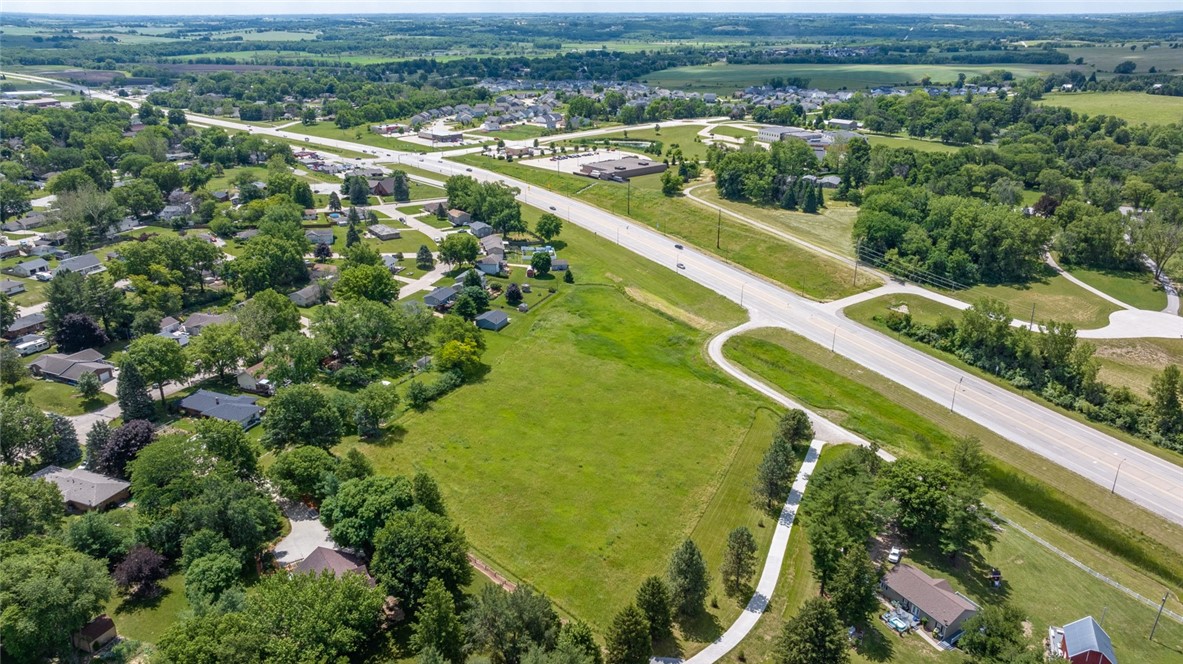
[662,322,894,664]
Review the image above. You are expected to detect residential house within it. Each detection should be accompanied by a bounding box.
[31,466,130,513]
[818,175,842,188]
[468,221,493,238]
[159,316,181,334]
[550,259,569,271]
[183,312,233,336]
[29,349,115,385]
[423,286,458,308]
[289,283,324,308]
[159,204,192,222]
[367,177,396,197]
[309,263,338,283]
[381,254,404,274]
[0,279,26,296]
[28,246,69,259]
[504,146,532,158]
[212,190,231,203]
[826,118,859,130]
[0,245,20,259]
[7,258,50,278]
[302,209,320,221]
[235,229,259,241]
[4,312,46,339]
[475,310,509,331]
[476,255,504,276]
[53,253,105,277]
[157,329,190,346]
[40,230,68,246]
[480,235,505,257]
[368,224,401,241]
[1048,616,1117,664]
[72,615,118,654]
[237,362,274,395]
[880,564,979,640]
[305,229,335,246]
[423,202,446,216]
[292,546,375,585]
[453,269,488,289]
[448,209,471,226]
[1,212,49,232]
[178,390,264,429]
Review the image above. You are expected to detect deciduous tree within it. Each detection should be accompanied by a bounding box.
[0,475,63,542]
[773,597,848,664]
[188,322,251,381]
[262,384,343,450]
[125,333,193,404]
[371,506,472,607]
[412,577,466,663]
[321,475,414,554]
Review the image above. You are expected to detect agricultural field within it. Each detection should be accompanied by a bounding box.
[1060,43,1183,75]
[644,63,1069,94]
[1039,92,1183,126]
[164,49,320,61]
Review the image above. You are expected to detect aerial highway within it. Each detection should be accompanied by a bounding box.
[12,73,1183,527]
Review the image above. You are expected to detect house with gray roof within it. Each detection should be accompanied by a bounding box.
[53,253,105,277]
[289,284,324,308]
[423,285,458,308]
[183,312,233,336]
[0,279,26,296]
[29,349,115,385]
[475,309,509,331]
[368,224,401,241]
[468,221,493,238]
[31,466,130,513]
[479,235,504,257]
[305,229,335,246]
[4,312,46,339]
[178,389,264,429]
[476,255,504,276]
[880,564,979,640]
[7,257,50,278]
[0,245,20,259]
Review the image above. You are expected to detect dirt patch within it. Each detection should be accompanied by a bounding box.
[1093,339,1173,366]
[624,286,724,333]
[1022,620,1033,638]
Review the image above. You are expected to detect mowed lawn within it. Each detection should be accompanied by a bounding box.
[956,271,1121,329]
[352,285,765,632]
[690,185,860,257]
[1060,263,1166,311]
[566,124,710,160]
[645,63,1061,93]
[864,133,962,153]
[1040,92,1183,126]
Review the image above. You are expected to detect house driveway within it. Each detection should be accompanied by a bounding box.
[273,500,334,566]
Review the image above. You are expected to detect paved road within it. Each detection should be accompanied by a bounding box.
[17,71,1183,525]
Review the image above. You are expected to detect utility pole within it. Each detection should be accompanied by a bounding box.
[1150,591,1169,641]
[627,179,631,216]
[853,237,862,286]
[716,208,721,249]
[1111,458,1126,494]
[831,327,838,353]
[1029,303,1036,330]
[950,376,964,412]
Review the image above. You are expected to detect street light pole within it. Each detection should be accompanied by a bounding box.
[949,376,964,412]
[740,283,745,307]
[831,327,838,353]
[1150,591,1169,641]
[1111,458,1127,494]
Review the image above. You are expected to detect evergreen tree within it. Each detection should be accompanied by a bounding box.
[667,539,710,616]
[563,269,575,284]
[116,358,155,421]
[411,578,465,664]
[605,604,651,664]
[328,191,342,212]
[346,223,361,248]
[47,413,81,465]
[774,597,848,664]
[802,184,818,214]
[85,420,112,466]
[1150,365,1183,437]
[720,526,758,594]
[416,245,434,269]
[755,437,797,509]
[827,546,880,628]
[635,576,672,640]
[392,171,411,202]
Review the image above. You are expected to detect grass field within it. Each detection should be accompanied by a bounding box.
[564,124,709,160]
[286,121,488,154]
[1040,92,1183,126]
[690,185,859,258]
[379,162,448,185]
[704,125,756,139]
[645,63,1065,93]
[103,572,189,644]
[471,124,549,141]
[1092,337,1183,399]
[347,286,766,635]
[721,328,1183,594]
[864,134,962,153]
[1060,263,1167,311]
[955,269,1121,329]
[453,154,876,301]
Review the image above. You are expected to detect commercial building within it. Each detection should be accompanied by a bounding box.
[577,155,667,181]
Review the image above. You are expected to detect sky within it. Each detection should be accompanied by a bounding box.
[4,1,1183,16]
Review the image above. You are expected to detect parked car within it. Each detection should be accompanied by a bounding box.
[887,547,901,564]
